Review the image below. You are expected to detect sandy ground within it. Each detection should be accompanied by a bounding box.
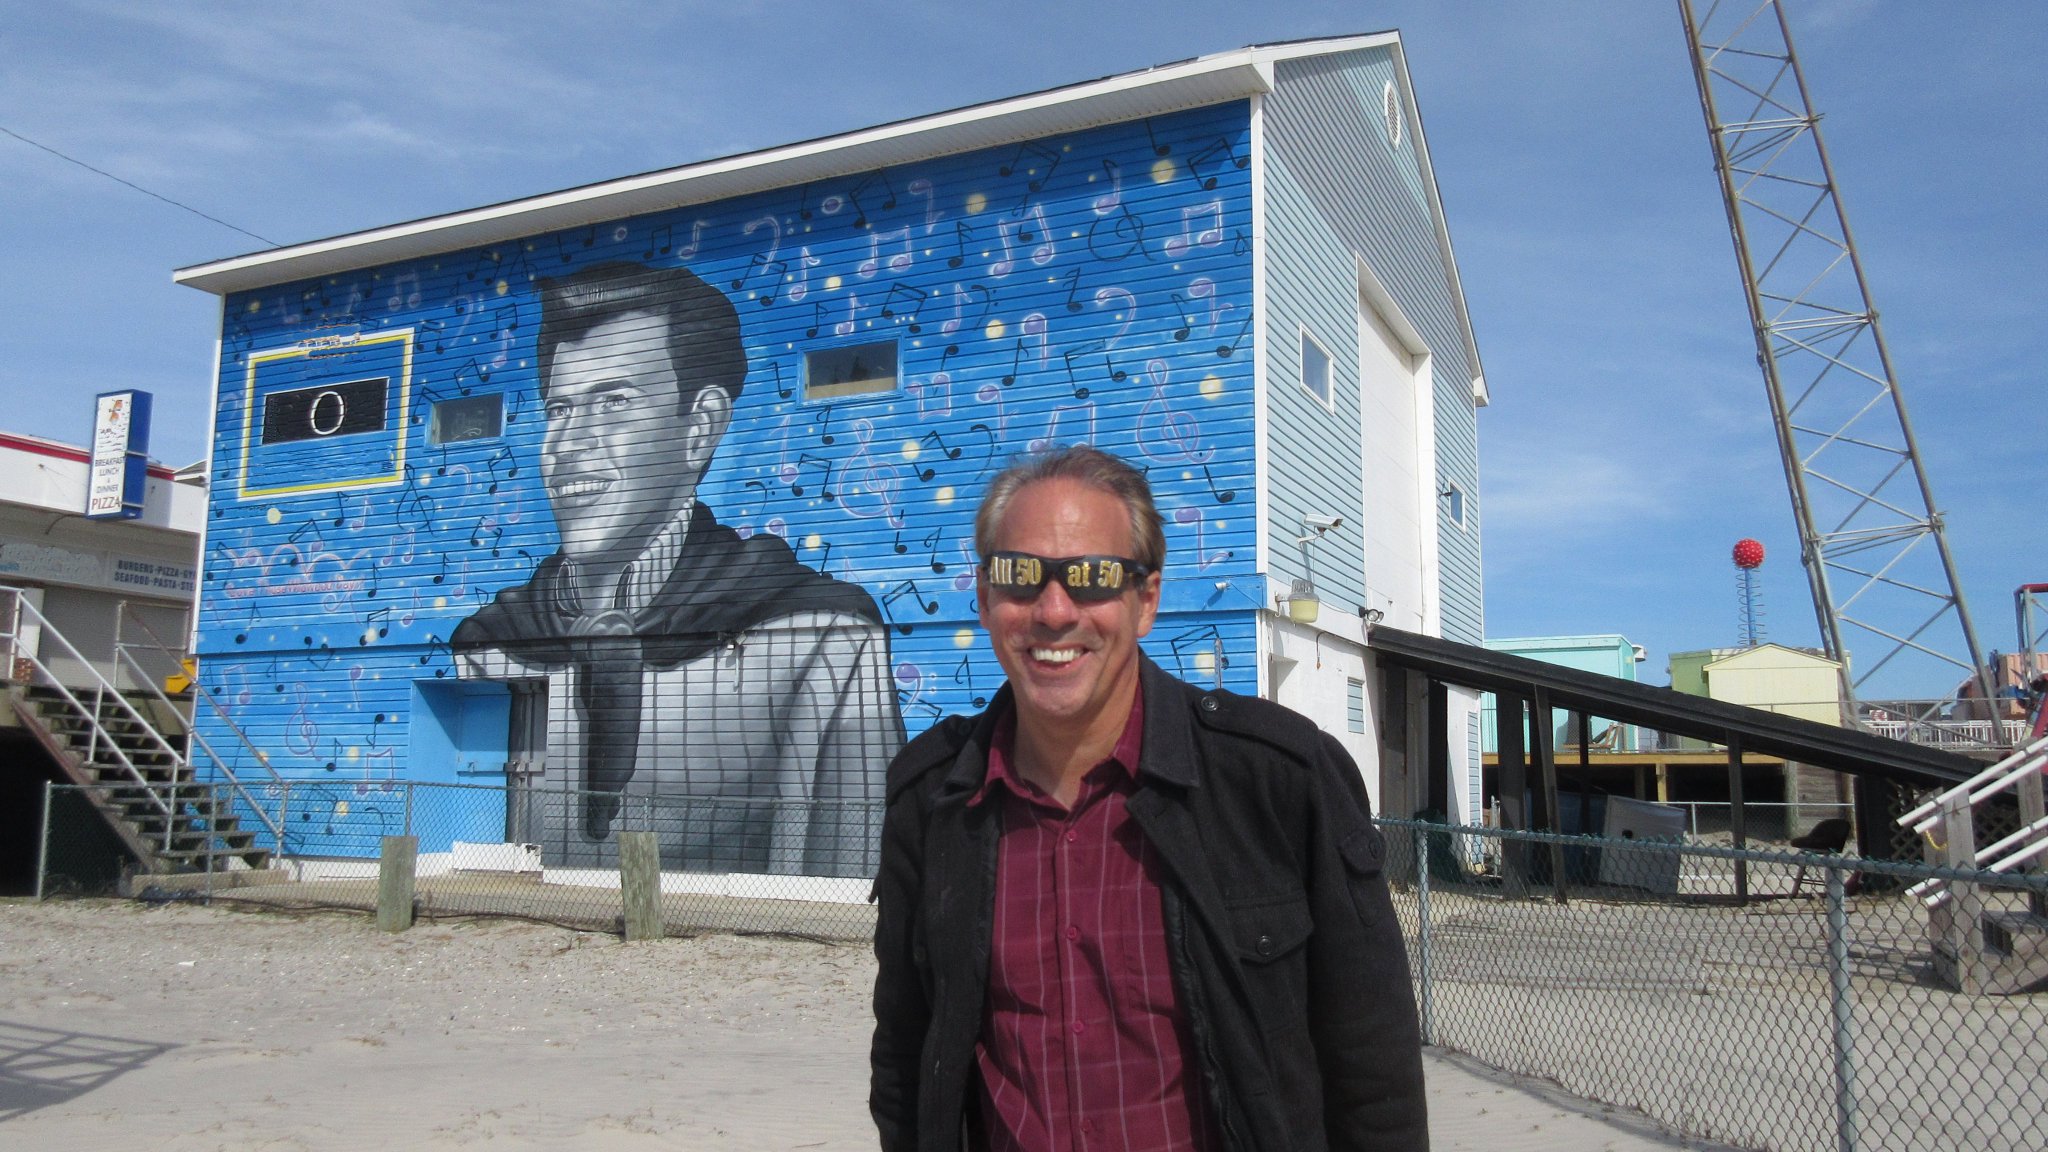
[1,897,1727,1151]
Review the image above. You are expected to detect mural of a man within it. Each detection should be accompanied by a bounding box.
[453,260,903,878]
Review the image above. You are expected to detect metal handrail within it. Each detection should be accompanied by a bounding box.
[111,608,285,794]
[1897,732,2048,831]
[2,597,173,822]
[113,645,285,847]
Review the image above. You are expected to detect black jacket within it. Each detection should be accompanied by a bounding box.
[869,656,1428,1151]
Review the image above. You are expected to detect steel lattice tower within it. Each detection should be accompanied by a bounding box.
[1678,0,1995,732]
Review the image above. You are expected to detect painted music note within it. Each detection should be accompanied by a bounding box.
[952,655,988,710]
[1062,268,1084,313]
[1137,362,1213,465]
[1200,462,1237,504]
[789,453,835,501]
[998,141,1061,190]
[880,283,928,332]
[834,292,864,336]
[1093,286,1138,347]
[1029,400,1098,454]
[946,220,972,269]
[907,177,941,233]
[1164,200,1225,259]
[923,528,948,574]
[907,369,952,419]
[1143,118,1173,157]
[786,245,821,304]
[1092,158,1123,214]
[1187,137,1248,190]
[846,169,898,228]
[1174,506,1235,572]
[858,226,914,278]
[879,580,941,636]
[1169,293,1195,341]
[1216,311,1253,359]
[939,282,992,337]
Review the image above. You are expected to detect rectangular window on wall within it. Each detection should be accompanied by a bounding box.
[1300,329,1331,406]
[1444,481,1466,529]
[804,340,898,400]
[1347,677,1366,733]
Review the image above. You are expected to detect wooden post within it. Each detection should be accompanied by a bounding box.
[376,835,417,933]
[1496,693,1529,897]
[1726,734,1748,905]
[619,830,663,942]
[1532,686,1567,903]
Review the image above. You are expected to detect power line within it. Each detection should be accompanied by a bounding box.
[1,123,280,247]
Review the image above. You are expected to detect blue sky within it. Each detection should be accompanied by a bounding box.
[3,1,2040,695]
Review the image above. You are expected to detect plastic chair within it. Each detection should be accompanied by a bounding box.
[1788,817,1854,895]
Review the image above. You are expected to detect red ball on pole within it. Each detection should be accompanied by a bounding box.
[1732,538,1765,570]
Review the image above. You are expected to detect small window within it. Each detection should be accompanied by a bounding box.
[804,340,897,400]
[1347,678,1367,734]
[429,394,504,445]
[1443,481,1467,529]
[1300,330,1331,406]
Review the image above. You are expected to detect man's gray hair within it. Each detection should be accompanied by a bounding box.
[974,446,1167,572]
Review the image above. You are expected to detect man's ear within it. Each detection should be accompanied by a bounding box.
[681,386,734,469]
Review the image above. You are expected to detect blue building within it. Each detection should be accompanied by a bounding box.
[174,34,1488,877]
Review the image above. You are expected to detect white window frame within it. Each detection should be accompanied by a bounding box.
[1298,326,1333,410]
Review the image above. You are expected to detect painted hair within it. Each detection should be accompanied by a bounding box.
[535,260,746,415]
[974,445,1167,573]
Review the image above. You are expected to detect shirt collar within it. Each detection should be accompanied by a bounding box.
[559,497,694,617]
[970,685,1146,808]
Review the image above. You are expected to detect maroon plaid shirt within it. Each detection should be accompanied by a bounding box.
[967,693,1219,1152]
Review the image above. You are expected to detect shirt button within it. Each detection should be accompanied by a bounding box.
[1071,1020,1085,1035]
[1257,934,1275,957]
[1065,830,1078,843]
[1065,925,1080,941]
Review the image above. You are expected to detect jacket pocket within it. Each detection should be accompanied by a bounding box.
[1229,895,1313,965]
[1337,823,1386,876]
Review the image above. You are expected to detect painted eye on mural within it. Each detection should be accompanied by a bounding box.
[600,392,632,413]
[544,399,573,420]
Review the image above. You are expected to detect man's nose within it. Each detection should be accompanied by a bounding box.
[1032,581,1082,628]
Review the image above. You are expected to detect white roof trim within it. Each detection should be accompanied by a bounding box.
[174,34,1399,297]
[1381,40,1489,405]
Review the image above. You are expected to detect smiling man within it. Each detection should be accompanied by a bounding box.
[453,260,902,878]
[870,446,1428,1152]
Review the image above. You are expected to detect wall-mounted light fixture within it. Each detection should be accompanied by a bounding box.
[1276,515,1343,625]
[1362,607,1385,628]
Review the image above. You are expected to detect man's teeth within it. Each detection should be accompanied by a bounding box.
[554,478,610,498]
[1032,648,1080,664]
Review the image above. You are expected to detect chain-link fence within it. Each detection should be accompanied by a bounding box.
[37,781,2048,1150]
[35,780,880,941]
[1378,817,2048,1152]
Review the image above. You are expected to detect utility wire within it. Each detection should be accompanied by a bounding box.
[1,123,280,247]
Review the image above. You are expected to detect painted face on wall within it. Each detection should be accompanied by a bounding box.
[978,477,1161,734]
[541,311,696,565]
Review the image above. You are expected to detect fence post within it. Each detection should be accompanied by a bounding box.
[35,780,53,901]
[404,782,415,839]
[1825,866,1861,1152]
[619,830,664,942]
[377,835,418,932]
[277,782,292,863]
[1414,824,1435,1046]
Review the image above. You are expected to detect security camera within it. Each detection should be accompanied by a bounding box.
[1303,515,1343,532]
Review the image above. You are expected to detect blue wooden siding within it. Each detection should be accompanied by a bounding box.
[1263,49,1484,644]
[194,102,1259,844]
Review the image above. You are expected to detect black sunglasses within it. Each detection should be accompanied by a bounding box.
[980,551,1154,603]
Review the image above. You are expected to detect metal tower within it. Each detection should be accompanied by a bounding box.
[1677,0,1996,732]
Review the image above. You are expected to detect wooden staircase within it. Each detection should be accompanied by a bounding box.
[1901,732,2048,994]
[10,683,272,875]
